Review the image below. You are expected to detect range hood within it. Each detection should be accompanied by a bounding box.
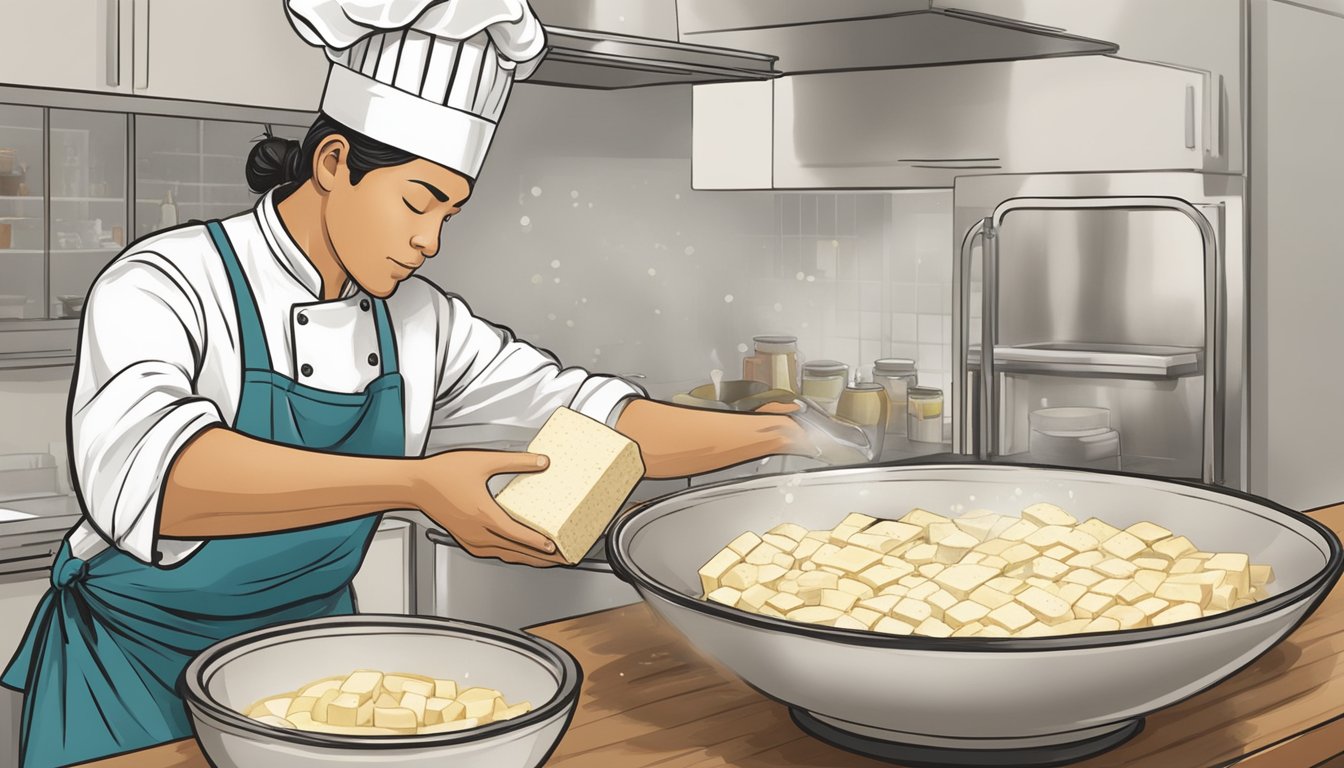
[528,27,779,89]
[676,2,1119,74]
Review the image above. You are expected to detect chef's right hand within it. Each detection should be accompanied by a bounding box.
[412,449,566,568]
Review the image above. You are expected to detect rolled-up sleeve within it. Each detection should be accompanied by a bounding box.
[427,292,646,449]
[70,254,223,564]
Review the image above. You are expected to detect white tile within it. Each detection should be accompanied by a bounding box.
[892,283,917,310]
[836,309,860,336]
[860,341,882,372]
[917,284,944,314]
[918,344,943,373]
[824,338,861,366]
[860,281,881,310]
[891,313,917,342]
[860,311,881,340]
[941,318,952,345]
[918,314,943,343]
[836,245,858,281]
[891,342,919,360]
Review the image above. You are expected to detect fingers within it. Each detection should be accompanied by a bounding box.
[483,504,564,556]
[472,449,551,476]
[755,402,801,415]
[468,544,565,568]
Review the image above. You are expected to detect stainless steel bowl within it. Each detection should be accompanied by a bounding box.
[607,463,1342,766]
[183,615,580,767]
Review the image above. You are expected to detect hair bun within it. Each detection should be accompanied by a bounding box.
[245,136,303,193]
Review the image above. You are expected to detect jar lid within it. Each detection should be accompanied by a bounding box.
[803,359,848,376]
[753,334,797,345]
[1029,407,1111,432]
[753,334,798,354]
[908,386,943,399]
[845,382,885,392]
[874,358,917,374]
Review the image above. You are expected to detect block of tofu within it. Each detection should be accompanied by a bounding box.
[980,556,1009,571]
[312,689,341,721]
[1066,550,1107,569]
[458,688,503,721]
[975,624,1012,637]
[373,707,419,731]
[382,673,433,695]
[857,562,913,591]
[399,679,433,699]
[762,533,800,553]
[1117,581,1152,605]
[1024,525,1072,550]
[1132,597,1170,620]
[1091,578,1127,598]
[935,531,980,564]
[706,586,742,607]
[1057,583,1087,605]
[960,552,987,565]
[745,542,784,566]
[866,521,924,548]
[969,585,1014,610]
[286,696,318,718]
[1017,586,1074,625]
[984,602,1036,633]
[1094,558,1139,579]
[739,584,777,611]
[908,580,940,601]
[1169,557,1204,575]
[1131,570,1166,595]
[299,677,343,699]
[339,671,383,704]
[1041,545,1074,563]
[725,532,763,556]
[1073,592,1116,619]
[793,538,824,560]
[327,693,373,727]
[918,563,946,579]
[997,519,1041,542]
[797,570,839,600]
[1250,564,1275,586]
[768,523,809,541]
[987,576,1028,595]
[915,617,955,638]
[952,621,987,637]
[720,563,759,592]
[829,524,864,545]
[1061,569,1104,588]
[1131,557,1170,572]
[1156,581,1212,607]
[954,513,1004,542]
[788,605,844,625]
[973,538,1014,556]
[1208,584,1239,611]
[847,532,899,553]
[820,588,860,612]
[1151,602,1202,626]
[1204,553,1252,593]
[927,522,960,544]
[1059,529,1101,553]
[874,616,916,635]
[756,564,788,587]
[893,597,934,625]
[944,600,991,629]
[1099,531,1146,560]
[1125,521,1173,546]
[1152,535,1196,561]
[1021,502,1077,528]
[1028,557,1070,581]
[927,589,959,618]
[425,697,465,725]
[767,592,806,614]
[840,512,878,529]
[815,544,883,574]
[900,508,951,529]
[1000,543,1039,568]
[904,543,939,565]
[849,607,883,628]
[929,562,998,599]
[833,614,869,631]
[249,697,293,720]
[1084,616,1122,633]
[1101,604,1146,629]
[837,577,875,599]
[698,549,741,593]
[493,700,532,722]
[495,407,645,563]
[375,692,400,709]
[1076,518,1122,543]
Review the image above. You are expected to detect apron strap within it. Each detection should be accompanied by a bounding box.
[371,298,399,376]
[205,220,273,372]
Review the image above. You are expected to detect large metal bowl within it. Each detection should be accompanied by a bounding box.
[183,615,580,767]
[607,464,1343,766]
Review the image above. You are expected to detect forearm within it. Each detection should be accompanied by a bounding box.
[615,399,810,479]
[160,426,420,537]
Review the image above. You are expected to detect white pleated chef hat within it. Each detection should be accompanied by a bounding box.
[286,0,546,180]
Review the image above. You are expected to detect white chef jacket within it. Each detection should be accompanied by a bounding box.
[66,189,645,565]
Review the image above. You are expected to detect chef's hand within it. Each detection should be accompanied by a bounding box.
[412,449,566,568]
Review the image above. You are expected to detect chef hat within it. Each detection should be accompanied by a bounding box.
[286,0,546,180]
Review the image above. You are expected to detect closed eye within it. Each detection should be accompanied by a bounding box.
[402,198,423,214]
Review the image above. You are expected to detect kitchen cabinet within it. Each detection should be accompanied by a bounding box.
[0,1,326,112]
[0,1,133,95]
[132,0,327,111]
[1,572,57,768]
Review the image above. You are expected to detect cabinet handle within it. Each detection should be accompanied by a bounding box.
[1185,85,1196,150]
[105,0,120,87]
[133,0,150,90]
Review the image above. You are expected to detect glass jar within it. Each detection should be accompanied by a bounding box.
[801,359,849,414]
[836,382,888,460]
[907,386,944,443]
[742,335,800,394]
[872,358,917,434]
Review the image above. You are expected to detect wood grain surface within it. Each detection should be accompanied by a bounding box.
[78,503,1344,768]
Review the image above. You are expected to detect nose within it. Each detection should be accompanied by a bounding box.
[411,231,439,259]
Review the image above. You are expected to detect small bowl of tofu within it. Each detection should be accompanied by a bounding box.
[607,463,1343,766]
[182,615,580,767]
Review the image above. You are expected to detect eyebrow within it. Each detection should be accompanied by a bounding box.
[410,179,450,203]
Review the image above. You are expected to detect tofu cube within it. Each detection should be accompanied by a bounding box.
[374,692,399,709]
[840,512,878,529]
[250,697,293,720]
[849,607,883,628]
[1028,557,1070,581]
[858,594,900,614]
[1058,529,1101,553]
[874,616,916,635]
[984,602,1036,633]
[1152,536,1197,561]
[419,717,480,734]
[720,563,759,591]
[1076,518,1122,543]
[987,576,1028,595]
[706,586,742,607]
[1156,581,1212,608]
[926,589,960,618]
[1250,564,1275,586]
[425,698,465,725]
[299,678,343,699]
[1132,597,1170,619]
[1093,558,1139,579]
[1100,531,1146,560]
[739,584,777,611]
[816,545,883,574]
[493,701,531,722]
[866,521,924,547]
[312,689,341,722]
[1043,545,1076,563]
[944,600,991,629]
[1057,583,1088,605]
[1066,550,1107,569]
[1083,616,1122,633]
[767,592,805,614]
[1133,569,1168,594]
[1061,569,1104,588]
[373,707,418,731]
[1000,543,1039,568]
[954,513,1003,542]
[1132,557,1172,572]
[788,606,844,625]
[893,597,934,625]
[969,585,1014,610]
[820,589,860,612]
[900,508,951,529]
[915,617,955,638]
[768,523,810,542]
[1204,553,1252,593]
[1170,558,1204,575]
[935,531,980,564]
[858,562,912,591]
[1118,581,1152,605]
[699,549,742,593]
[1152,602,1203,626]
[327,693,373,727]
[833,614,869,631]
[495,407,645,563]
[1016,586,1074,625]
[1024,526,1072,549]
[1209,584,1239,611]
[1073,592,1116,619]
[338,671,383,704]
[1125,521,1173,545]
[793,538,823,561]
[725,532,762,557]
[756,564,788,587]
[918,563,947,579]
[837,577,875,599]
[979,556,1009,571]
[904,543,939,565]
[762,533,800,553]
[973,538,1014,556]
[846,532,898,553]
[744,542,783,566]
[1101,604,1146,629]
[933,563,1000,600]
[1021,502,1077,527]
[951,621,987,637]
[998,519,1041,542]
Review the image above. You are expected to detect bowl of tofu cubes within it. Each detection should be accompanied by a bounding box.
[182,614,580,767]
[607,463,1342,766]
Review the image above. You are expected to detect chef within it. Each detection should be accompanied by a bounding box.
[0,1,848,766]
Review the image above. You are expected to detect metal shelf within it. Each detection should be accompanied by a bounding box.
[967,342,1203,379]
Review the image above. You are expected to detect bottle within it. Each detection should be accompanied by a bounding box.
[159,189,178,229]
[872,358,918,435]
[907,386,945,443]
[835,382,888,461]
[801,360,849,415]
[742,335,800,394]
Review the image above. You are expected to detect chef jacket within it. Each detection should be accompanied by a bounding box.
[66,189,645,566]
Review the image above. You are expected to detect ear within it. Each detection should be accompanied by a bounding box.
[311,134,352,194]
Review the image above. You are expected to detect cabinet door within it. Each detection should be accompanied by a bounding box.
[133,0,327,111]
[352,518,411,615]
[0,106,47,320]
[0,0,132,94]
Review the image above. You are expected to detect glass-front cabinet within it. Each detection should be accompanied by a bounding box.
[0,96,309,369]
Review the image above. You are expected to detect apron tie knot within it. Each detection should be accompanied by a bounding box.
[52,556,89,590]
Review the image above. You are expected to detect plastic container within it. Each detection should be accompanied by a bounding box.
[801,360,849,414]
[907,386,944,443]
[1029,407,1121,469]
[872,358,917,434]
[742,335,801,394]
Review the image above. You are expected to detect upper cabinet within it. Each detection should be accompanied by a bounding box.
[0,0,327,112]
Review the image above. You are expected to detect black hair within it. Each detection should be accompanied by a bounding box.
[244,114,422,194]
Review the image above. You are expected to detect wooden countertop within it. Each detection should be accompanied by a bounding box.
[80,503,1344,768]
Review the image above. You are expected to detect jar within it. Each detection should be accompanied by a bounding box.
[836,382,888,460]
[1028,407,1121,469]
[801,359,849,414]
[742,335,800,394]
[872,358,917,434]
[907,386,944,443]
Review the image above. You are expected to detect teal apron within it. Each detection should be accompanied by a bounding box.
[2,220,407,768]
